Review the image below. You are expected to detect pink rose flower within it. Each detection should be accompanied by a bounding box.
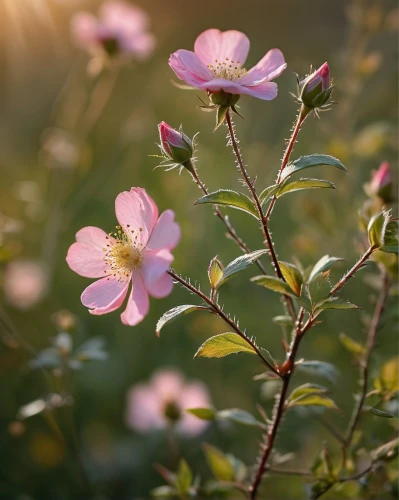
[4,260,48,310]
[66,188,180,326]
[125,369,211,436]
[71,1,155,60]
[169,29,287,101]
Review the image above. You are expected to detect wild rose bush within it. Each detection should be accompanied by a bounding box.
[0,1,397,500]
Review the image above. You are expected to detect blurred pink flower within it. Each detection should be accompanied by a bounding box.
[66,188,180,326]
[71,1,155,60]
[125,369,211,436]
[367,162,394,202]
[3,260,48,310]
[169,29,286,100]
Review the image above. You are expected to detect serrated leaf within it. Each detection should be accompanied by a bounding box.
[272,315,294,328]
[368,210,390,249]
[208,256,224,288]
[217,408,260,427]
[195,189,258,218]
[381,220,399,254]
[194,333,256,359]
[281,154,347,182]
[218,250,267,286]
[276,178,336,198]
[259,184,279,205]
[175,459,192,494]
[296,360,339,384]
[251,275,299,297]
[339,333,366,355]
[316,297,359,312]
[288,393,340,412]
[279,261,303,295]
[369,407,394,418]
[309,255,344,282]
[203,444,235,481]
[156,305,209,336]
[308,273,331,310]
[186,407,216,420]
[288,383,328,403]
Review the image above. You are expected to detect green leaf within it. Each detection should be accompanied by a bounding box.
[308,273,331,310]
[251,275,299,297]
[194,333,256,359]
[368,210,390,249]
[296,360,339,384]
[208,256,224,288]
[203,444,235,481]
[381,221,399,254]
[288,383,328,403]
[316,297,359,312]
[276,178,336,198]
[272,315,294,328]
[309,255,344,282]
[195,189,258,218]
[215,105,229,130]
[278,261,303,295]
[288,393,340,412]
[217,408,260,427]
[175,459,193,494]
[259,184,279,206]
[186,407,216,421]
[156,305,209,336]
[369,407,394,418]
[339,333,366,355]
[281,154,347,182]
[218,250,267,286]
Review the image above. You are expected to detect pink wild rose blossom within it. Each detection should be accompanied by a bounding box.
[66,188,180,326]
[125,369,211,436]
[169,29,287,101]
[3,260,48,310]
[71,1,155,60]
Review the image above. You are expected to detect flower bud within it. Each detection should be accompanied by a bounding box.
[300,62,332,110]
[158,122,193,165]
[365,162,394,202]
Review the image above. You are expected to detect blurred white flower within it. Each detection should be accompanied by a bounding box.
[126,369,211,436]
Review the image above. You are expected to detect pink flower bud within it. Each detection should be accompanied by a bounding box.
[368,162,393,202]
[301,62,332,109]
[158,122,193,165]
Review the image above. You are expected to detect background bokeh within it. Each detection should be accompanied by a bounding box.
[0,0,397,498]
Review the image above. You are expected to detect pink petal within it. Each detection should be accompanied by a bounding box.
[81,276,130,314]
[240,48,287,85]
[194,29,250,66]
[66,226,112,278]
[120,271,149,326]
[152,370,185,399]
[71,12,98,47]
[147,210,181,251]
[125,384,165,432]
[141,249,173,288]
[242,81,278,101]
[100,1,150,32]
[198,78,247,95]
[115,188,158,248]
[144,271,173,299]
[178,382,211,436]
[169,50,211,87]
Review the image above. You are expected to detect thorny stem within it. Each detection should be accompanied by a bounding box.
[167,270,279,376]
[341,271,390,468]
[225,111,297,322]
[330,245,374,296]
[189,165,267,275]
[264,108,308,222]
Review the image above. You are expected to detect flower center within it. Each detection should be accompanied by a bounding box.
[207,57,247,81]
[103,226,143,280]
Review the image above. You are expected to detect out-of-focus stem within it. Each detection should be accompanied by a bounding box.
[167,270,280,376]
[225,111,297,322]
